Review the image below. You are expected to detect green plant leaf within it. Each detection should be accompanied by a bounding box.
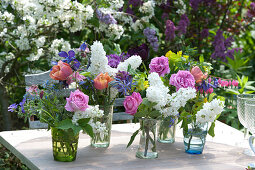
[55,119,74,130]
[127,129,140,148]
[226,89,240,95]
[77,118,90,127]
[83,124,94,138]
[208,122,215,137]
[208,93,216,102]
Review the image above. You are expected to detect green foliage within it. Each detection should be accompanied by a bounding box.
[226,75,255,95]
[126,128,140,148]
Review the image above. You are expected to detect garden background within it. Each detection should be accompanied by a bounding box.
[0,0,255,167]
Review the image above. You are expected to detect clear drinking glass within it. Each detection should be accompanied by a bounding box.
[244,100,255,168]
[237,94,255,156]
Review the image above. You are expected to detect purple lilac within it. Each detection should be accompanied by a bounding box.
[162,12,169,20]
[226,48,242,60]
[190,0,202,10]
[143,28,159,52]
[127,44,149,61]
[165,20,176,41]
[128,0,142,7]
[8,103,18,112]
[116,71,132,81]
[211,29,226,61]
[247,2,255,18]
[96,9,117,25]
[107,53,130,68]
[201,29,209,39]
[177,14,190,35]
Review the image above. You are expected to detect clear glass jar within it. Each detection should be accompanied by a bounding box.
[157,116,177,143]
[183,122,208,154]
[51,127,79,162]
[136,118,158,159]
[91,105,113,148]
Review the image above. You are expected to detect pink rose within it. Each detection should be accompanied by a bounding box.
[123,92,143,115]
[149,56,170,77]
[169,70,195,91]
[65,89,89,112]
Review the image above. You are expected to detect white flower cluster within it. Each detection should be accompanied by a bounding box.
[174,0,186,15]
[72,105,104,125]
[89,121,108,140]
[89,41,142,75]
[107,0,124,9]
[196,99,225,124]
[146,72,170,110]
[161,87,197,117]
[139,0,155,20]
[49,38,71,59]
[117,55,142,72]
[88,41,117,76]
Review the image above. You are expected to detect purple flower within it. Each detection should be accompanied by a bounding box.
[165,20,176,41]
[19,98,26,113]
[96,9,117,25]
[143,27,159,52]
[8,103,18,112]
[128,44,149,61]
[247,2,255,18]
[149,56,170,77]
[211,29,226,61]
[111,71,134,95]
[201,29,209,39]
[58,50,80,71]
[177,14,190,35]
[116,71,132,81]
[107,53,130,68]
[224,37,234,48]
[162,12,169,20]
[65,89,89,112]
[128,0,142,7]
[169,70,195,91]
[226,48,242,60]
[190,0,202,10]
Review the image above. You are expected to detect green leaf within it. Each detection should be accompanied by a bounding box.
[83,124,94,138]
[127,129,140,148]
[208,93,216,102]
[226,89,240,95]
[208,122,215,137]
[245,91,255,94]
[77,118,90,127]
[199,55,204,63]
[73,126,82,136]
[55,119,74,130]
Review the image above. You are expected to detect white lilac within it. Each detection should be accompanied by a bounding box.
[117,55,142,72]
[196,99,225,124]
[161,87,197,117]
[146,72,170,110]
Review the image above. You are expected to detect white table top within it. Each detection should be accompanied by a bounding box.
[0,121,254,170]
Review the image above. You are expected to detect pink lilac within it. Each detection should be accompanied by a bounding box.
[169,70,195,91]
[128,44,149,61]
[177,14,190,35]
[247,2,255,18]
[67,72,86,85]
[165,20,176,41]
[149,56,170,77]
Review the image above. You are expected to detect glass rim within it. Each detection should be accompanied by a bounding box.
[237,94,255,99]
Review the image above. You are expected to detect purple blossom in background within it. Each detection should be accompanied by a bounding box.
[111,71,134,95]
[96,9,117,25]
[126,7,134,15]
[211,30,226,61]
[107,53,130,68]
[247,2,255,18]
[8,103,18,112]
[190,0,202,10]
[116,71,132,81]
[165,20,176,41]
[19,97,26,113]
[162,12,169,20]
[201,29,209,39]
[128,44,149,61]
[226,48,242,60]
[177,14,190,35]
[143,28,159,52]
[211,29,241,62]
[128,0,142,7]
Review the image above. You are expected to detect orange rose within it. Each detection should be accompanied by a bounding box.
[190,66,208,83]
[94,73,114,90]
[49,61,73,80]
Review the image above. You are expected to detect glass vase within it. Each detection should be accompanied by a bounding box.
[136,118,158,159]
[51,127,79,162]
[157,116,177,143]
[183,123,208,154]
[91,105,113,148]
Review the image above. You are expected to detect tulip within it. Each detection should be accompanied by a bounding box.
[50,61,73,80]
[190,66,208,83]
[94,73,113,90]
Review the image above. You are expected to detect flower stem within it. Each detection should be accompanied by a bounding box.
[144,127,150,157]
